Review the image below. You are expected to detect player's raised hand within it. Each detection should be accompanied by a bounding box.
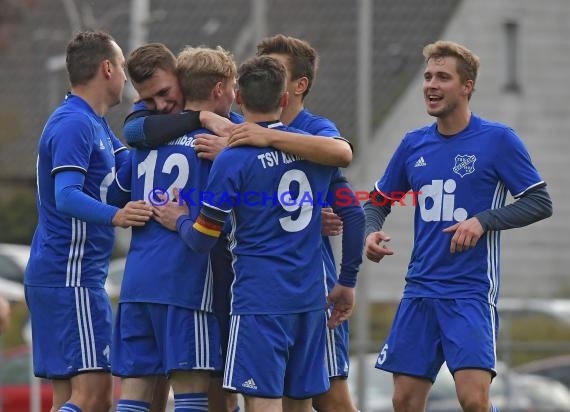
[199,111,236,136]
[228,122,273,147]
[152,187,189,231]
[194,133,228,160]
[321,207,343,236]
[112,200,153,228]
[442,217,484,253]
[326,284,355,329]
[365,231,394,263]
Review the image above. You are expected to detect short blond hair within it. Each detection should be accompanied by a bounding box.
[423,40,480,85]
[176,46,237,102]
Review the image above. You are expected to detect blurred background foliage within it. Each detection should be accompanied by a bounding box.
[0,186,37,245]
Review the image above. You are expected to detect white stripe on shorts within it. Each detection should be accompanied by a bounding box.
[322,260,338,377]
[325,323,338,377]
[74,287,99,370]
[193,311,215,370]
[223,315,240,390]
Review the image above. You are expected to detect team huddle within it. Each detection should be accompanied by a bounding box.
[24,29,552,412]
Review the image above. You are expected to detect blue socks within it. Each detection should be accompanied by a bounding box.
[490,405,500,412]
[58,404,81,412]
[58,394,210,411]
[116,399,151,412]
[174,392,208,411]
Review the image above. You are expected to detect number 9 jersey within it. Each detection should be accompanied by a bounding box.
[201,122,337,315]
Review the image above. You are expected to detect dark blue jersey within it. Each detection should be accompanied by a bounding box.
[26,95,127,288]
[192,122,337,314]
[375,114,544,304]
[289,108,341,138]
[289,108,351,147]
[120,129,215,310]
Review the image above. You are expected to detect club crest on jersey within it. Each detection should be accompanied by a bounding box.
[452,154,476,178]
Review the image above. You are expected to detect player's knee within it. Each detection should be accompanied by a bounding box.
[312,390,356,412]
[224,393,239,411]
[456,380,489,412]
[74,385,113,412]
[81,394,112,412]
[392,392,422,412]
[458,392,489,412]
[313,400,356,412]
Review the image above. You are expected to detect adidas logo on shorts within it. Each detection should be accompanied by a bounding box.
[242,378,258,390]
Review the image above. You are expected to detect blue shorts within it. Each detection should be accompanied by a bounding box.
[223,311,329,398]
[325,314,350,379]
[112,302,222,376]
[25,286,112,379]
[376,298,498,381]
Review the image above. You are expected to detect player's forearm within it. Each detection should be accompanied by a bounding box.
[123,110,201,148]
[475,185,553,231]
[337,207,365,287]
[176,206,228,253]
[56,185,118,224]
[329,181,365,287]
[270,130,352,167]
[176,216,218,253]
[364,191,392,238]
[55,171,118,224]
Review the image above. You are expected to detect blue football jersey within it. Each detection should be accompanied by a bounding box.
[289,108,340,138]
[26,95,126,288]
[229,111,244,124]
[375,114,544,304]
[204,122,336,315]
[290,109,342,292]
[120,128,215,310]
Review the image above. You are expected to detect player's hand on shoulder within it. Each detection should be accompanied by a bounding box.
[195,133,228,161]
[151,187,189,231]
[200,111,235,136]
[321,207,343,236]
[365,231,393,263]
[442,217,484,253]
[112,200,152,228]
[326,284,355,329]
[228,122,272,148]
